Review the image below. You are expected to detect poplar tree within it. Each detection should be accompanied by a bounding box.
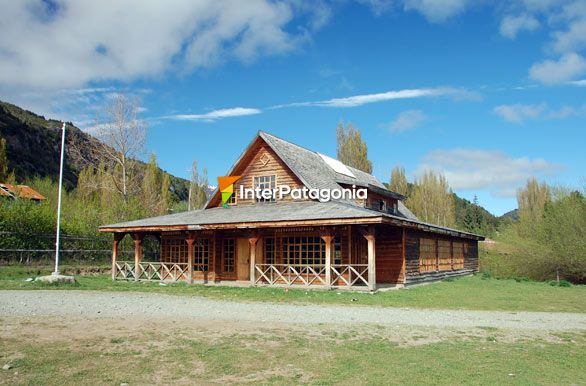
[389,166,409,196]
[160,173,171,214]
[406,170,456,227]
[142,154,163,215]
[336,122,373,173]
[517,177,549,224]
[188,160,209,210]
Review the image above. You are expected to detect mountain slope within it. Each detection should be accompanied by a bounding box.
[0,100,189,200]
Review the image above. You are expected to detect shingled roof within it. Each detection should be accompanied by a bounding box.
[100,200,482,240]
[99,131,486,239]
[204,131,416,218]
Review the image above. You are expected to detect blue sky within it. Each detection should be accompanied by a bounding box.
[1,0,585,215]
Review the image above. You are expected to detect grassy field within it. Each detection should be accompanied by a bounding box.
[1,318,585,386]
[1,264,585,313]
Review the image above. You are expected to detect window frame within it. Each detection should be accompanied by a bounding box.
[253,174,277,203]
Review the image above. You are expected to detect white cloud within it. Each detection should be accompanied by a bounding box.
[569,79,586,86]
[551,1,586,54]
[357,0,395,16]
[547,104,586,119]
[388,110,427,132]
[493,103,546,123]
[499,14,540,39]
[169,107,261,121]
[276,87,476,108]
[494,102,586,122]
[417,149,562,197]
[529,52,586,84]
[403,0,470,23]
[0,0,319,90]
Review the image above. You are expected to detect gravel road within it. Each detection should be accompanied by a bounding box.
[1,290,585,331]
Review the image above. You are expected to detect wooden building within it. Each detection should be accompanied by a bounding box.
[99,132,483,290]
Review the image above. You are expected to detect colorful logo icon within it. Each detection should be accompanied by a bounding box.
[218,176,241,208]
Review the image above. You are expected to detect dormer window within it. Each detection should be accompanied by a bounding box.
[377,199,386,212]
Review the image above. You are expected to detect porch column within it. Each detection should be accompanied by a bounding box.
[362,226,376,291]
[186,235,195,285]
[321,234,334,288]
[132,233,143,281]
[111,233,124,280]
[249,236,259,285]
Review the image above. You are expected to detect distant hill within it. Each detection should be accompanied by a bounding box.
[0,100,189,200]
[500,208,519,222]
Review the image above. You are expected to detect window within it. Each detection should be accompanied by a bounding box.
[226,192,236,205]
[333,236,342,265]
[223,239,235,272]
[254,175,276,202]
[264,237,276,265]
[161,238,188,264]
[282,236,325,267]
[377,200,386,211]
[194,239,209,271]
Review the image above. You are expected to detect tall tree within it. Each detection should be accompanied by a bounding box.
[0,137,8,181]
[389,166,409,196]
[406,170,456,227]
[336,122,373,173]
[142,154,163,214]
[517,177,549,224]
[95,93,147,204]
[160,173,171,215]
[188,160,209,210]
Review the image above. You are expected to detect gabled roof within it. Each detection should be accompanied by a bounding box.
[205,131,416,220]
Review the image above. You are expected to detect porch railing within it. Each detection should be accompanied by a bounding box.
[114,261,189,282]
[255,264,369,287]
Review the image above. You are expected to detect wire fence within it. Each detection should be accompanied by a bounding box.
[0,232,159,265]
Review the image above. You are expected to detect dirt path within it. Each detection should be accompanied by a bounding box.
[1,290,585,331]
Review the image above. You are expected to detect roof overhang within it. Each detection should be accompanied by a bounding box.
[99,214,483,241]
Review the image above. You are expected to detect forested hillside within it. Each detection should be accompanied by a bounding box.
[0,100,189,200]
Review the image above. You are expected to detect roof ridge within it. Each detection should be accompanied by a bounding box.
[259,131,319,157]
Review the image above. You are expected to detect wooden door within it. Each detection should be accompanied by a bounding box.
[236,238,250,281]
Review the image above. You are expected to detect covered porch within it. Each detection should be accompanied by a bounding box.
[109,224,393,291]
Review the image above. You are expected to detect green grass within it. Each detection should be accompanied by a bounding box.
[1,264,585,313]
[1,327,585,385]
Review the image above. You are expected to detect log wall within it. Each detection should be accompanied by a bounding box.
[404,230,479,286]
[375,225,404,284]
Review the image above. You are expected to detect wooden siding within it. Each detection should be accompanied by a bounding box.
[375,225,404,284]
[404,230,479,285]
[208,138,304,207]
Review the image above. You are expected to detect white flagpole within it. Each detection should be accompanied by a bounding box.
[53,122,66,276]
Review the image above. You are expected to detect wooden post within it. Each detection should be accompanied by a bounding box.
[248,236,259,285]
[347,225,352,264]
[321,234,334,288]
[435,237,439,271]
[361,226,376,291]
[401,229,406,284]
[450,240,454,270]
[186,235,195,285]
[132,233,143,281]
[111,233,124,280]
